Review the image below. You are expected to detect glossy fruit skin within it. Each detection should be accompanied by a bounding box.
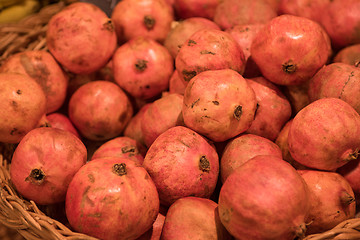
[251,14,332,86]
[218,155,310,240]
[0,73,47,143]
[65,157,160,240]
[68,81,133,141]
[288,98,360,171]
[0,50,69,114]
[10,127,87,205]
[46,2,117,74]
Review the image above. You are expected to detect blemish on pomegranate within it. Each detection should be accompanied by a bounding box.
[340,71,354,99]
[112,163,127,176]
[212,100,219,105]
[187,39,197,46]
[10,128,18,135]
[11,101,18,109]
[88,174,95,183]
[191,98,200,108]
[254,103,260,119]
[144,15,156,30]
[282,59,297,74]
[122,146,136,154]
[200,50,215,55]
[199,155,210,172]
[102,19,114,32]
[234,105,242,120]
[16,89,22,95]
[145,85,150,89]
[135,59,148,72]
[182,70,197,82]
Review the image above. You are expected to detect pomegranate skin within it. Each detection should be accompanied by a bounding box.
[288,98,360,171]
[65,157,160,240]
[113,37,174,100]
[143,126,219,206]
[251,14,332,86]
[169,70,187,95]
[308,63,360,114]
[0,50,69,114]
[46,112,80,139]
[218,155,310,240]
[338,159,360,206]
[220,133,283,183]
[10,127,87,205]
[173,0,220,20]
[160,197,232,240]
[0,73,47,143]
[46,2,117,74]
[111,0,174,43]
[175,29,246,84]
[298,170,356,234]
[333,44,360,67]
[68,81,133,141]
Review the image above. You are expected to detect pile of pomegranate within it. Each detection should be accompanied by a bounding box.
[1,0,360,239]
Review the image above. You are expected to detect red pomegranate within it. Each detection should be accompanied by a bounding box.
[46,112,80,139]
[0,50,69,114]
[111,0,174,43]
[175,28,246,84]
[112,36,174,100]
[333,44,360,67]
[68,81,133,141]
[251,14,332,85]
[298,170,356,234]
[143,126,219,206]
[173,0,220,20]
[220,133,283,183]
[338,159,360,206]
[65,157,160,240]
[218,155,310,240]
[288,98,360,171]
[46,2,117,74]
[10,127,87,205]
[0,73,48,143]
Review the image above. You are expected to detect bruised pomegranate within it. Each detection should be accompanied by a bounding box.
[141,93,184,147]
[175,29,246,84]
[298,170,356,234]
[182,69,257,142]
[91,136,145,164]
[65,157,160,240]
[333,44,360,67]
[218,155,310,240]
[143,126,219,206]
[0,50,69,114]
[0,73,48,143]
[111,0,174,43]
[163,17,220,58]
[220,134,283,183]
[160,197,232,240]
[113,37,174,100]
[213,0,277,30]
[245,76,292,141]
[173,0,220,20]
[68,81,133,141]
[251,14,332,85]
[10,127,87,205]
[46,112,80,139]
[288,98,360,171]
[46,2,117,74]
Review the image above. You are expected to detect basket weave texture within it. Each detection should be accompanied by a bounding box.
[1,2,360,240]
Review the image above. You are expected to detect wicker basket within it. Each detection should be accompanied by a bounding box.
[1,1,360,240]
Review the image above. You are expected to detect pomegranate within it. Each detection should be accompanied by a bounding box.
[182,69,257,142]
[281,80,311,115]
[245,76,292,141]
[173,0,220,20]
[91,136,145,164]
[168,70,187,95]
[10,127,87,205]
[46,112,80,139]
[141,93,184,147]
[320,0,360,49]
[333,44,360,67]
[163,17,220,58]
[338,159,360,206]
[0,73,48,143]
[218,155,310,240]
[308,63,360,114]
[46,2,117,74]
[220,134,282,183]
[213,0,277,30]
[142,126,219,206]
[175,28,246,84]
[298,170,356,234]
[160,197,232,240]
[251,14,332,85]
[0,50,69,114]
[68,81,133,141]
[288,98,360,171]
[278,0,331,23]
[112,36,173,100]
[65,157,160,240]
[111,0,174,43]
